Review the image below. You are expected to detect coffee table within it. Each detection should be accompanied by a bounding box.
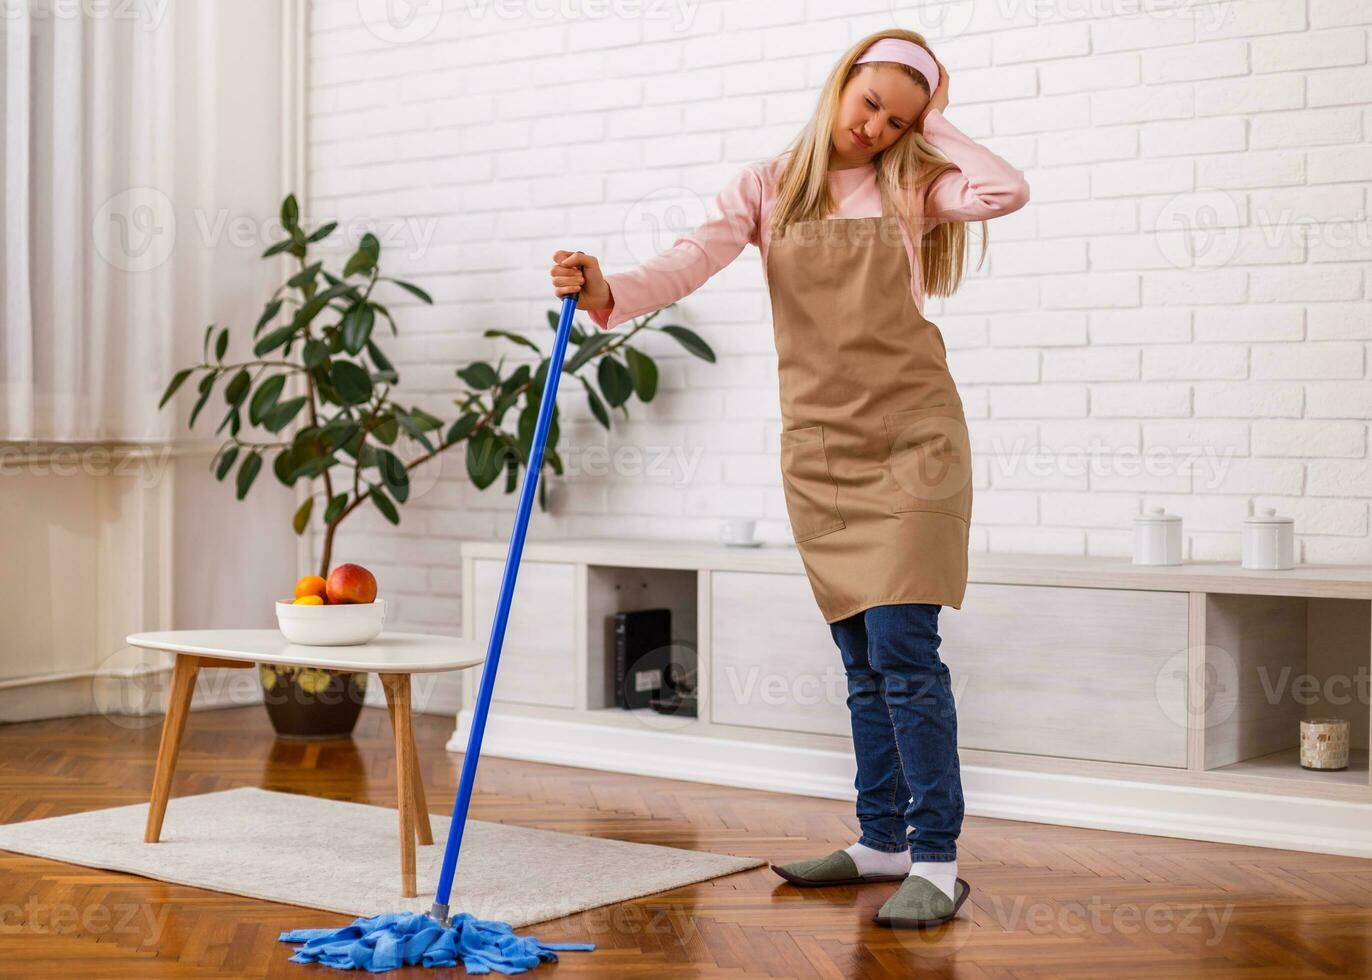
[124,629,485,897]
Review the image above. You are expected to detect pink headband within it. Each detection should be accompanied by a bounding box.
[854,37,940,94]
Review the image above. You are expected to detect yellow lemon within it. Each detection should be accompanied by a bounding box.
[293,594,325,606]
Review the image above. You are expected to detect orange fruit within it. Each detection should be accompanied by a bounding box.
[293,594,325,606]
[294,575,328,600]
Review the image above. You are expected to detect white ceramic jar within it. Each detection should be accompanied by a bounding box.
[1243,507,1295,570]
[1133,506,1182,565]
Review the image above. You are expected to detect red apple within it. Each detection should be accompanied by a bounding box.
[326,563,377,604]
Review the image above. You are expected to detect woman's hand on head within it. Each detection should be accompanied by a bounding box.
[920,54,949,127]
[550,250,612,311]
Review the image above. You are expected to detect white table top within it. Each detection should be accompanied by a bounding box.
[125,629,485,673]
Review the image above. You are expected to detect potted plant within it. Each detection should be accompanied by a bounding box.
[157,195,715,738]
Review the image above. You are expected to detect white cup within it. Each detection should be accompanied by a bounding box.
[720,518,757,546]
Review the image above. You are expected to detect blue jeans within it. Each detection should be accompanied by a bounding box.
[829,603,964,862]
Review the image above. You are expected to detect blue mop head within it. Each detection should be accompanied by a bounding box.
[279,910,594,974]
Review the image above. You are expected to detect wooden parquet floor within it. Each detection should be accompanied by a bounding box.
[2,705,1372,978]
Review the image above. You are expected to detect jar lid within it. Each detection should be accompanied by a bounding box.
[1134,505,1180,523]
[1245,506,1292,524]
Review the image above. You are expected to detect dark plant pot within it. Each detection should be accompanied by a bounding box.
[259,665,367,740]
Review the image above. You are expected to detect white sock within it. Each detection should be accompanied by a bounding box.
[844,841,912,877]
[909,859,957,902]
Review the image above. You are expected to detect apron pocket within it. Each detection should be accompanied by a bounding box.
[882,407,972,522]
[779,425,846,542]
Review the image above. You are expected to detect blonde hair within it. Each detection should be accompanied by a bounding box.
[769,28,987,299]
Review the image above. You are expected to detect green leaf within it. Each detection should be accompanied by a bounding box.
[563,330,615,373]
[281,195,300,232]
[320,420,361,453]
[262,239,293,259]
[384,278,433,304]
[343,233,380,278]
[255,299,284,337]
[341,303,376,355]
[375,447,410,503]
[465,430,504,489]
[369,484,400,525]
[213,444,239,481]
[303,338,331,369]
[395,413,435,452]
[287,261,323,290]
[624,347,658,401]
[458,361,499,390]
[372,412,399,444]
[224,369,251,408]
[291,282,356,332]
[597,356,633,408]
[580,376,609,429]
[499,363,532,398]
[262,396,307,433]
[323,493,349,524]
[292,496,313,535]
[371,301,399,336]
[214,328,229,363]
[188,371,219,429]
[249,374,287,425]
[235,451,263,500]
[306,221,338,244]
[366,340,397,383]
[660,324,716,362]
[202,325,215,361]
[445,412,479,446]
[331,361,373,405]
[254,324,297,357]
[484,328,542,354]
[158,368,194,409]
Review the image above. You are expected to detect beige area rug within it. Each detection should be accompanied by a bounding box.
[0,787,764,927]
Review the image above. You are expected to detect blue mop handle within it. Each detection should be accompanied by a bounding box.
[430,288,581,922]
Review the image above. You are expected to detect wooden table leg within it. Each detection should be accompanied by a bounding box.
[381,673,417,897]
[383,673,433,845]
[145,653,200,843]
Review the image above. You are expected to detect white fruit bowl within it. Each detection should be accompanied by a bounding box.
[276,598,386,646]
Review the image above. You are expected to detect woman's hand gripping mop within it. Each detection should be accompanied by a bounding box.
[278,293,596,973]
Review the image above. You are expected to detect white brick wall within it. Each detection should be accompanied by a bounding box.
[307,0,1371,643]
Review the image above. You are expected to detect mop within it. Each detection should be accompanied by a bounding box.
[279,291,597,973]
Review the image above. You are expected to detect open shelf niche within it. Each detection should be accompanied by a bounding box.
[585,564,699,714]
[1203,593,1371,788]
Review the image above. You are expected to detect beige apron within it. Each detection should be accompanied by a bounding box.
[765,189,973,624]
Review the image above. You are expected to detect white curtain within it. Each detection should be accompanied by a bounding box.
[2,0,216,442]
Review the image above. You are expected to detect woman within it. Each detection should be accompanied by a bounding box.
[549,29,1029,929]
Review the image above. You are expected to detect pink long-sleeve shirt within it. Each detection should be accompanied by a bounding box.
[587,108,1029,333]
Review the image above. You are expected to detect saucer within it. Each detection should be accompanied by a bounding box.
[723,539,763,548]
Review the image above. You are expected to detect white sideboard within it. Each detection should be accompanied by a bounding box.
[450,537,1372,858]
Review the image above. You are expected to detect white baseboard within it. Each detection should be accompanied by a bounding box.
[0,664,262,725]
[450,711,1372,860]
